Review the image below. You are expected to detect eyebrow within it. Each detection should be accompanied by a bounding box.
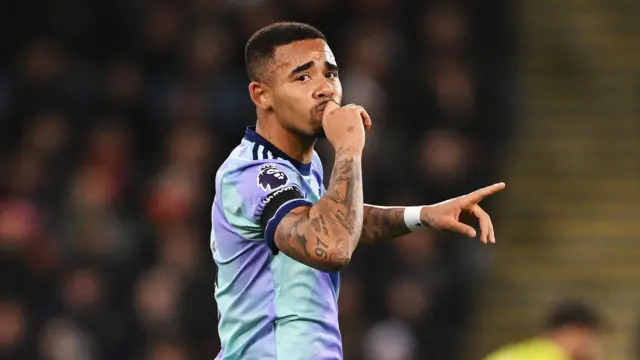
[289,61,340,77]
[290,61,314,76]
[325,61,339,72]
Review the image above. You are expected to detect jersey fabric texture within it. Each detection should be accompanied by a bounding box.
[211,126,342,360]
[482,338,570,360]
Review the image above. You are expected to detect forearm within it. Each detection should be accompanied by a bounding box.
[313,147,364,261]
[359,204,412,243]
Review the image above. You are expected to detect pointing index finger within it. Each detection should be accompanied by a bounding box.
[464,182,506,204]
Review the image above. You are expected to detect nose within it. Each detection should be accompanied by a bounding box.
[313,79,335,101]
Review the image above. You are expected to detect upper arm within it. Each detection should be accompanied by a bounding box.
[257,181,342,272]
[271,205,347,272]
[221,159,346,271]
[220,161,310,250]
[260,153,343,271]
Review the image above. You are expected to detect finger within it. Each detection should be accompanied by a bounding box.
[489,219,496,244]
[471,205,491,244]
[463,182,506,205]
[446,219,477,238]
[321,99,340,120]
[481,208,496,244]
[357,107,372,130]
[488,208,497,243]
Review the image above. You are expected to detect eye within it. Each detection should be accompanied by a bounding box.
[296,74,311,82]
[325,71,338,79]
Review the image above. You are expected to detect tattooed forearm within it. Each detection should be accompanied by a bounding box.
[322,147,364,251]
[359,205,412,242]
[334,209,356,235]
[324,148,361,206]
[272,147,364,272]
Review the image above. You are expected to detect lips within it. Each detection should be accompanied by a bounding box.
[316,99,333,113]
[315,102,328,117]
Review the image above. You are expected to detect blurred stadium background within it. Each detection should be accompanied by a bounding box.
[0,0,637,359]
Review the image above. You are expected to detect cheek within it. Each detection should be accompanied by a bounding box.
[333,80,343,100]
[286,88,313,108]
[273,89,309,117]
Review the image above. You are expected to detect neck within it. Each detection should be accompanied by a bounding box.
[255,116,315,164]
[543,332,576,358]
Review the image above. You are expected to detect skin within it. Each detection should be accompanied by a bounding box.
[546,327,603,360]
[248,38,505,272]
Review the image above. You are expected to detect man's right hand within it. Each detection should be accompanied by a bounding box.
[275,99,368,273]
[321,100,371,152]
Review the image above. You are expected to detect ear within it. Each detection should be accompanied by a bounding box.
[248,81,271,110]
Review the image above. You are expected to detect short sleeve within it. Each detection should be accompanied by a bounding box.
[312,150,326,196]
[219,160,313,252]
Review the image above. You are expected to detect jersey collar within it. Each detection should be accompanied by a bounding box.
[244,126,312,176]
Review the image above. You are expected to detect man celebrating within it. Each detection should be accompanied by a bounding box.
[210,21,505,360]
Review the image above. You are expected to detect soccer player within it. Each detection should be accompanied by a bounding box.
[210,22,505,360]
[482,300,604,360]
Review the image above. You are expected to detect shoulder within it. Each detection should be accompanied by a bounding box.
[217,156,305,222]
[483,345,516,360]
[216,141,300,187]
[220,158,301,193]
[483,339,564,360]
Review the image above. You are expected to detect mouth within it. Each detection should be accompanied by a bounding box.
[315,100,333,116]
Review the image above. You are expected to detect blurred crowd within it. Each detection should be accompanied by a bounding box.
[0,1,513,359]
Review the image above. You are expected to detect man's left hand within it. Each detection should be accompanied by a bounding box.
[420,183,506,244]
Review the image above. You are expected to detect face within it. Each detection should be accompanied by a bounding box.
[256,39,342,138]
[571,329,603,360]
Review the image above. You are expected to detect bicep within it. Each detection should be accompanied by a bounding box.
[254,170,347,272]
[272,205,338,272]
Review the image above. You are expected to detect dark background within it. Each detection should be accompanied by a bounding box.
[0,0,515,359]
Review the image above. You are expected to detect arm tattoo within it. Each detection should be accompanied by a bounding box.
[335,209,356,235]
[322,147,363,262]
[314,237,329,259]
[273,147,364,271]
[359,205,411,242]
[275,207,312,261]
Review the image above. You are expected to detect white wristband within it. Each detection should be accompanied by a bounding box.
[403,206,425,232]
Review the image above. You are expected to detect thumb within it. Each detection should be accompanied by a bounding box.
[447,221,477,238]
[322,99,340,121]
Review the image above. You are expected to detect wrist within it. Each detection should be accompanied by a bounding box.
[404,206,426,231]
[419,206,435,228]
[334,146,363,158]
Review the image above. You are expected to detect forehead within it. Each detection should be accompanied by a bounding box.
[273,39,336,72]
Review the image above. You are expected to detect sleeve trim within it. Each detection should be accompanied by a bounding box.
[264,198,314,254]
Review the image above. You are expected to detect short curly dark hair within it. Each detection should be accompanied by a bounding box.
[244,22,326,82]
[544,300,602,331]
